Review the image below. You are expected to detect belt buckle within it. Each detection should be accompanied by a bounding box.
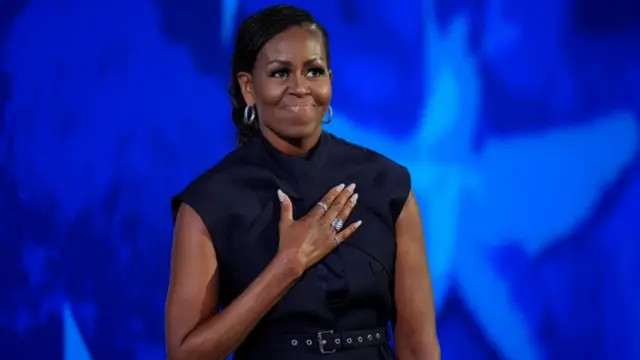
[317,330,336,354]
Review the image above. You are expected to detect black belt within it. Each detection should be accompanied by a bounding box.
[276,327,389,354]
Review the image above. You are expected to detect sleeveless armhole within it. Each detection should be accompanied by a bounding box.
[389,165,411,224]
[170,176,217,242]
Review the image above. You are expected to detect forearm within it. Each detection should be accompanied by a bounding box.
[395,327,440,360]
[174,254,301,360]
[396,341,440,360]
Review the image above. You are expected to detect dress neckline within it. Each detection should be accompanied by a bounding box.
[258,130,330,168]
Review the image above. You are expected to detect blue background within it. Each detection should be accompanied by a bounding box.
[1,0,640,359]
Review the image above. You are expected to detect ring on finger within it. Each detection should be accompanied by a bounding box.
[331,218,344,231]
[316,201,328,212]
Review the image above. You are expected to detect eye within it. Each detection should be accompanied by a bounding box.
[270,69,290,78]
[307,67,326,77]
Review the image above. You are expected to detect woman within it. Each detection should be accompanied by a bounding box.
[166,5,439,360]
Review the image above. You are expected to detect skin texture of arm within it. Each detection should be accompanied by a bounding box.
[393,190,441,360]
[165,203,302,360]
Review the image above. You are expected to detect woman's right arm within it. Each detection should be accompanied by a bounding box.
[165,203,302,360]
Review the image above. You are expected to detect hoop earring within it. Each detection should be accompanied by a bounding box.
[323,105,333,124]
[244,105,256,125]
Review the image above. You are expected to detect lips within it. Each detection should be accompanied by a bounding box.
[283,104,315,111]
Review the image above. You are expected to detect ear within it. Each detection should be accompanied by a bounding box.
[237,72,255,106]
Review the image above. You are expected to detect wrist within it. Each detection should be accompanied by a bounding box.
[273,250,305,281]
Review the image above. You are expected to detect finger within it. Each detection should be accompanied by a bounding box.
[306,183,346,219]
[335,220,362,243]
[322,183,356,223]
[334,192,358,228]
[277,189,293,224]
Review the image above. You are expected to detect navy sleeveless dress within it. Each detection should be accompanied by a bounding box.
[172,131,411,359]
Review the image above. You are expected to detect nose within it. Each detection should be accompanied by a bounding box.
[288,73,310,96]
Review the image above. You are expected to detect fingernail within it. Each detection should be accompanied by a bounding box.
[351,193,359,203]
[355,220,362,228]
[347,183,356,191]
[336,183,345,191]
[277,189,285,202]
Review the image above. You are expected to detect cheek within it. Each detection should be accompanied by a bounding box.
[255,79,284,106]
[263,88,284,105]
[312,81,332,105]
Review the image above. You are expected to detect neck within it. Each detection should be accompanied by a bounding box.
[261,127,322,157]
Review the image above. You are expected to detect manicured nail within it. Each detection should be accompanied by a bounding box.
[277,189,285,202]
[347,183,356,191]
[354,220,362,228]
[351,193,359,203]
[336,183,345,191]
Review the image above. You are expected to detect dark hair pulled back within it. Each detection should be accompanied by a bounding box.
[228,5,330,146]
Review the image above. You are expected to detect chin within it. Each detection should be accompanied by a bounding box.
[279,119,321,139]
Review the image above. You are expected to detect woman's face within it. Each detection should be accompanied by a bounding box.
[238,26,332,140]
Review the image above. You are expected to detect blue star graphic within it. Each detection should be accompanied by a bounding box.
[63,303,93,360]
[327,2,639,359]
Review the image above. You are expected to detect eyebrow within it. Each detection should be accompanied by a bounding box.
[266,57,325,66]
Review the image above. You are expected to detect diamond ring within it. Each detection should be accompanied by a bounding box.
[331,218,344,231]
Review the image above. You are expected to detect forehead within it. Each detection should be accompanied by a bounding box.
[257,26,326,63]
